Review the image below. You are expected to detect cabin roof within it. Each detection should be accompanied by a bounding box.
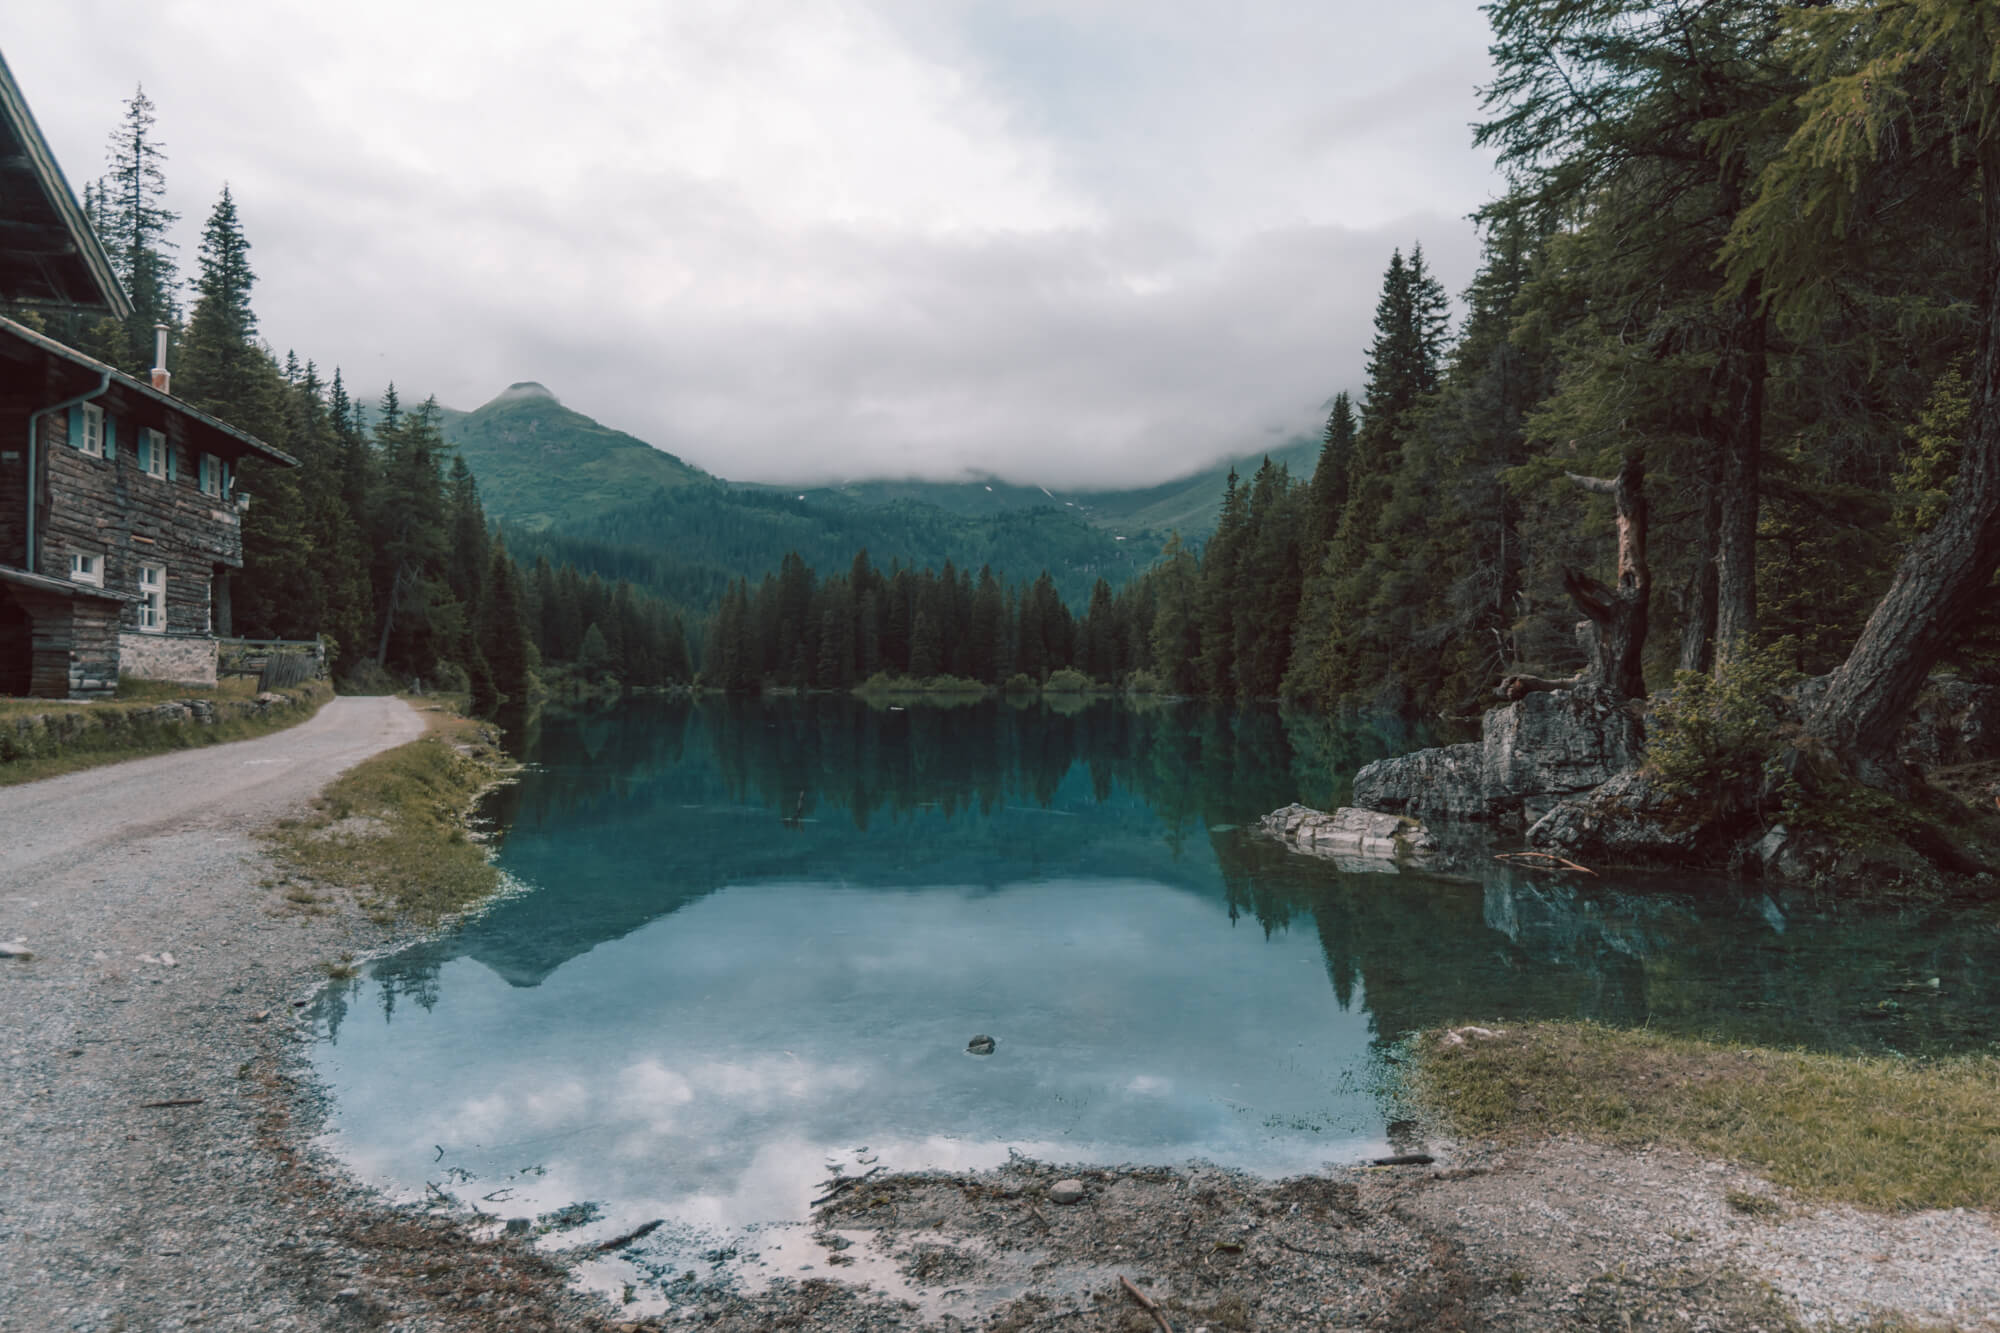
[0,315,300,467]
[0,563,134,603]
[0,49,131,319]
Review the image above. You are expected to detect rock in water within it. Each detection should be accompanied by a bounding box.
[966,1035,996,1055]
[1048,1179,1086,1205]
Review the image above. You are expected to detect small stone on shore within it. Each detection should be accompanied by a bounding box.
[1048,1179,1086,1205]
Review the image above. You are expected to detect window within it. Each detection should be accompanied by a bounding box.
[138,563,166,632]
[141,428,168,480]
[77,403,104,458]
[69,552,103,587]
[198,452,223,497]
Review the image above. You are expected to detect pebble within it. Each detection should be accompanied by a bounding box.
[1048,1179,1087,1205]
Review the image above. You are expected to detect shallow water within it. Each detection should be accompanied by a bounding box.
[308,695,2000,1300]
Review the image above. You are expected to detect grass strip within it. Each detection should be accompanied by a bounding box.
[0,679,332,785]
[1411,1021,2000,1212]
[265,705,512,926]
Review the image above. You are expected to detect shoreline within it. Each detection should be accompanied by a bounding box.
[4,699,1993,1331]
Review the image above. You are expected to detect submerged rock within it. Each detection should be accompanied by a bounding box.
[966,1035,996,1056]
[1261,804,1435,861]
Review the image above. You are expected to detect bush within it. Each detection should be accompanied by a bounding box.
[1645,645,1802,808]
[337,660,399,696]
[1125,669,1165,695]
[1043,667,1093,694]
[1002,673,1038,695]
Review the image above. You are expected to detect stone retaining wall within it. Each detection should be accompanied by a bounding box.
[0,680,328,766]
[119,632,219,688]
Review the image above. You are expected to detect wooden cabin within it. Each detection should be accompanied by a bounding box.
[0,49,297,697]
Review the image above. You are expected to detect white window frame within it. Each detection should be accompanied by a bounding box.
[138,562,167,633]
[141,427,168,480]
[78,403,105,458]
[69,551,103,587]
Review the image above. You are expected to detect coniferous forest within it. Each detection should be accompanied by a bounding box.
[25,0,2000,804]
[25,87,693,712]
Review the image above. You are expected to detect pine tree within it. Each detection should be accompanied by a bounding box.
[95,85,179,373]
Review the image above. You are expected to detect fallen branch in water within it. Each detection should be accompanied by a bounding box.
[810,1165,885,1208]
[1120,1275,1175,1333]
[139,1098,204,1108]
[1495,850,1597,876]
[595,1219,663,1252]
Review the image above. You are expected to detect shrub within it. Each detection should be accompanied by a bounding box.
[1002,672,1037,694]
[1125,669,1165,695]
[1043,667,1092,694]
[1645,644,1802,808]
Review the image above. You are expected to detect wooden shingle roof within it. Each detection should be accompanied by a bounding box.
[0,48,131,319]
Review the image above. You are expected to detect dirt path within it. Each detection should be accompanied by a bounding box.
[0,698,440,1333]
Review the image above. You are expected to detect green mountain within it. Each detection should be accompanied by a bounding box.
[438,383,710,531]
[439,386,1162,608]
[758,434,1323,540]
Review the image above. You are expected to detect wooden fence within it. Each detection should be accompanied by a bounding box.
[217,637,325,691]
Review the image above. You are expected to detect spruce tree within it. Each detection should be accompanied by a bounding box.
[95,85,179,374]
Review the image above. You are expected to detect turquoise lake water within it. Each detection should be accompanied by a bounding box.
[308,695,2000,1281]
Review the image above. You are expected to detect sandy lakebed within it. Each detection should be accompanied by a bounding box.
[2,695,1995,1332]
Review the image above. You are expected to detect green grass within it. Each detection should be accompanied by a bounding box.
[0,680,331,783]
[266,706,512,926]
[1411,1021,2000,1211]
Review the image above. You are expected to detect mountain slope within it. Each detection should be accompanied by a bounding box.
[440,386,1157,606]
[439,383,710,532]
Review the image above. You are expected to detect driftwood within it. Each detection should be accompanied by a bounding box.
[1499,453,1650,702]
[595,1218,663,1252]
[1369,1153,1436,1167]
[139,1098,204,1108]
[810,1164,885,1208]
[1495,850,1599,876]
[1119,1275,1176,1333]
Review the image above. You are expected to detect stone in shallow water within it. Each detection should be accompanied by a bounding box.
[1048,1179,1086,1205]
[966,1034,996,1055]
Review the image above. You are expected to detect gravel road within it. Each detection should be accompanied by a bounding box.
[0,698,440,1333]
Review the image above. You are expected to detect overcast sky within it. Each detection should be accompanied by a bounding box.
[10,2,1503,487]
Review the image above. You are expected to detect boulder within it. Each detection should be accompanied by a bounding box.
[1896,679,2000,768]
[1525,770,1702,864]
[1260,804,1435,860]
[1353,686,1643,821]
[1353,744,1487,818]
[1482,686,1643,805]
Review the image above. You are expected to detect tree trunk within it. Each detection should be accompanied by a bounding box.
[1805,147,2000,786]
[1500,454,1650,701]
[1678,469,1720,674]
[1713,283,1766,665]
[375,561,406,666]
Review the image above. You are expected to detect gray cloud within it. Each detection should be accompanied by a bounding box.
[10,0,1501,487]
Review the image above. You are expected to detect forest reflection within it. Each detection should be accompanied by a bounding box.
[346,695,2000,1060]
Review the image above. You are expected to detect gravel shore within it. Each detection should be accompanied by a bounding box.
[3,697,1993,1331]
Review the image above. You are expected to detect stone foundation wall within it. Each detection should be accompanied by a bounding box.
[119,632,219,687]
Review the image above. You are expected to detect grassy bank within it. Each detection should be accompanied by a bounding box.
[265,704,514,926]
[1412,1021,2000,1212]
[0,678,332,785]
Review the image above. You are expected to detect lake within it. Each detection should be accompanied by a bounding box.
[308,695,2000,1294]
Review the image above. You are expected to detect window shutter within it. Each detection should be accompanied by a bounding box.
[103,415,117,462]
[67,404,82,448]
[138,433,150,473]
[166,443,177,481]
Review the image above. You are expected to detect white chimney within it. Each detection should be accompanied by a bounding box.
[150,324,171,393]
